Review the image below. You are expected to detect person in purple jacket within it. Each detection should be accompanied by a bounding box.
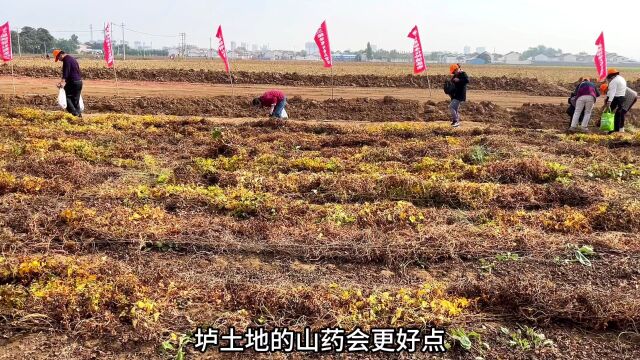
[569,78,600,132]
[53,49,83,117]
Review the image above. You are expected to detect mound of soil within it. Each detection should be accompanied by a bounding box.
[0,65,571,96]
[511,103,570,129]
[1,94,423,122]
[1,94,528,125]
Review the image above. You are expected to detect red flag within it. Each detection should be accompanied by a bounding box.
[103,22,114,68]
[407,26,426,74]
[216,25,230,73]
[594,32,607,81]
[0,22,13,62]
[314,21,332,68]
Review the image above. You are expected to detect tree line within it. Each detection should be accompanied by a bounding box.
[10,26,80,54]
[9,26,168,57]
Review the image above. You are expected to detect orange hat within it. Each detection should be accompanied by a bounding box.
[52,49,62,62]
[607,68,619,76]
[600,84,608,94]
[449,64,460,74]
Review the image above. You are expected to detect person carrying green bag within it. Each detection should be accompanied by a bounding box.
[601,68,627,133]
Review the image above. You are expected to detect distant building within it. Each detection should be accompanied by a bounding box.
[240,42,248,50]
[560,54,577,63]
[476,47,486,54]
[333,53,358,62]
[230,41,237,51]
[503,52,532,65]
[444,56,466,64]
[467,58,488,65]
[305,42,318,56]
[464,46,471,55]
[252,44,259,52]
[531,54,560,62]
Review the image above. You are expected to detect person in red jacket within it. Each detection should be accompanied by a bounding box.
[252,90,287,118]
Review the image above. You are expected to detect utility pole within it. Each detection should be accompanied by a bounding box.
[16,31,21,57]
[121,22,126,60]
[178,32,186,57]
[209,37,212,59]
[90,24,93,42]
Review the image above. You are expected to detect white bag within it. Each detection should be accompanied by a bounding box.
[281,108,289,119]
[57,88,67,109]
[79,96,85,112]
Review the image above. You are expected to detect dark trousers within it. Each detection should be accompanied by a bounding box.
[610,96,626,131]
[64,80,83,116]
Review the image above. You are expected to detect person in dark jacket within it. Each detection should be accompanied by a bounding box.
[569,78,600,132]
[449,64,469,128]
[53,49,83,117]
[252,89,287,118]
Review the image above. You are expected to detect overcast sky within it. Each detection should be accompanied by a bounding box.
[5,0,640,59]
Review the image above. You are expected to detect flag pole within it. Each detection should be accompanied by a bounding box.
[10,62,16,95]
[330,65,334,100]
[229,71,234,96]
[426,72,432,97]
[113,63,119,96]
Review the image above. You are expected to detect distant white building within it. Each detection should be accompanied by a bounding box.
[503,52,531,65]
[305,42,318,56]
[464,46,471,55]
[186,48,208,58]
[230,41,237,51]
[532,54,560,62]
[444,56,465,64]
[561,54,577,63]
[476,47,486,54]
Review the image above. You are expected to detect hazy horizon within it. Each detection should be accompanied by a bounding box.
[5,0,640,59]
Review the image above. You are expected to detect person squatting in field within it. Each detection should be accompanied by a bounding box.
[601,68,628,133]
[569,78,600,132]
[53,49,83,117]
[253,89,287,118]
[448,64,469,128]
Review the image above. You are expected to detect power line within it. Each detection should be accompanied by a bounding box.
[123,26,180,38]
[48,30,92,33]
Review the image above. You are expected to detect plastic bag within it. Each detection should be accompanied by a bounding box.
[600,110,615,132]
[79,96,85,112]
[281,108,288,119]
[57,88,67,109]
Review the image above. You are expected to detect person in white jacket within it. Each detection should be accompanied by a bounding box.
[602,68,627,132]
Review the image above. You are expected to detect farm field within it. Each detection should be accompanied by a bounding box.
[0,58,639,360]
[3,57,640,82]
[0,106,639,359]
[0,76,569,108]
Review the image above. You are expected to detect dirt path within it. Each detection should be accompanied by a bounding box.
[0,76,567,108]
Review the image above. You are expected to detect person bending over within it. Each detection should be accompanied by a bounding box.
[253,90,287,118]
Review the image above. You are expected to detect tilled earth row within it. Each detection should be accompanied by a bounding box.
[5,93,631,130]
[0,65,574,96]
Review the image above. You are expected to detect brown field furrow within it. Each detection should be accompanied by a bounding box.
[0,65,573,96]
